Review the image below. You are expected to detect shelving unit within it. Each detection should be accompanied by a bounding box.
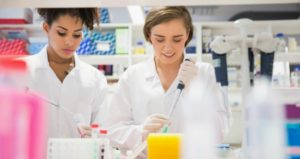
[1,19,300,86]
[1,16,300,84]
[78,55,128,65]
[0,23,140,82]
[2,0,299,7]
[198,20,300,146]
[273,87,300,104]
[0,21,204,83]
[202,52,241,66]
[199,20,300,89]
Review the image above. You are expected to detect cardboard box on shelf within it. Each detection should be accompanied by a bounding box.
[0,8,33,24]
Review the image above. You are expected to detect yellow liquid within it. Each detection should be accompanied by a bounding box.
[147,133,181,159]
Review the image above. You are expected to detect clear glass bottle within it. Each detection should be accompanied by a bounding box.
[91,123,99,138]
[276,33,287,53]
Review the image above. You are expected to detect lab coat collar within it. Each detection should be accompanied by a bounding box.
[73,53,82,71]
[34,45,81,71]
[144,56,157,82]
[33,45,50,69]
[144,52,188,80]
[144,53,187,95]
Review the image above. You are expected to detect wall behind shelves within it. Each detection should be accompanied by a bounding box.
[1,0,299,7]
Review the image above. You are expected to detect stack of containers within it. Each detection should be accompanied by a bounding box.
[100,8,110,23]
[77,30,116,55]
[285,104,300,159]
[77,8,115,55]
[0,39,28,55]
[0,27,29,56]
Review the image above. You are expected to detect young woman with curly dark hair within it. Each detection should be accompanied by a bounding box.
[25,8,107,138]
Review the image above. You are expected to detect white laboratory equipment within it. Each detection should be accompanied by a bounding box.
[47,138,112,159]
[243,79,286,159]
[182,76,218,159]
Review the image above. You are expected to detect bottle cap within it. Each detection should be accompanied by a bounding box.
[0,58,27,72]
[275,33,285,38]
[91,123,99,128]
[137,40,144,45]
[99,129,108,134]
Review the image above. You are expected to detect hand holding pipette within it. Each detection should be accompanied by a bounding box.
[162,58,196,133]
[25,87,92,137]
[178,58,198,89]
[142,114,170,140]
[73,114,92,138]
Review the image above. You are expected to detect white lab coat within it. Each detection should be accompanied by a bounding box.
[24,46,107,138]
[103,57,230,153]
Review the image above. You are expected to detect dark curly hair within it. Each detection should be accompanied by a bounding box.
[144,6,193,46]
[37,8,99,30]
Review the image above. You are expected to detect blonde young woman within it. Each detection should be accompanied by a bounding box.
[104,6,230,157]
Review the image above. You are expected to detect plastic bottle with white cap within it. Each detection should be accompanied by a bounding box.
[181,74,218,159]
[91,123,100,138]
[244,78,286,159]
[276,33,287,53]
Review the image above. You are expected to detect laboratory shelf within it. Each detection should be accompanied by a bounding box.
[79,54,153,65]
[78,55,129,65]
[201,54,213,63]
[228,87,242,92]
[275,52,300,64]
[202,52,241,66]
[0,23,131,28]
[273,87,300,104]
[131,54,151,64]
[0,23,132,37]
[0,24,42,29]
[203,52,300,66]
[0,24,44,37]
[286,119,300,124]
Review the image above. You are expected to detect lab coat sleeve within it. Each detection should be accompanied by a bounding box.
[90,72,108,125]
[205,64,231,142]
[102,71,144,151]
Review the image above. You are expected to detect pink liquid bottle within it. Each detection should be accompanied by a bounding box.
[0,58,47,159]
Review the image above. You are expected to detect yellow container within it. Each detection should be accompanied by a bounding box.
[133,47,145,54]
[147,133,182,159]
